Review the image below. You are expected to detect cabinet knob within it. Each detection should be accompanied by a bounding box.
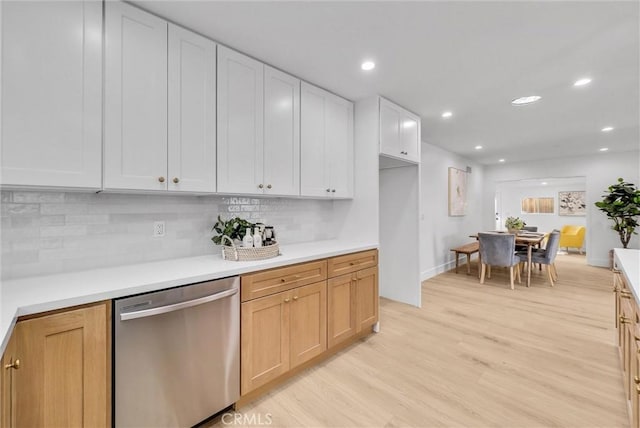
[173,177,180,184]
[619,316,631,324]
[258,184,264,189]
[267,184,272,189]
[634,376,640,385]
[293,296,298,301]
[326,188,331,192]
[284,298,290,303]
[4,358,20,370]
[158,176,166,183]
[331,189,336,193]
[400,151,408,155]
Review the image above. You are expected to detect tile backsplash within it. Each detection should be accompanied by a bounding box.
[1,191,336,279]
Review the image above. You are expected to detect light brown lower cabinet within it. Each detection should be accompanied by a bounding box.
[240,249,379,398]
[328,266,379,348]
[241,281,327,395]
[614,269,640,428]
[1,301,110,428]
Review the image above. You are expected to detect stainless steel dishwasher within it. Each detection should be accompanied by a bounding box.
[114,276,240,427]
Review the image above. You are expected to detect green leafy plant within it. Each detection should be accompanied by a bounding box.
[595,178,640,248]
[504,216,525,230]
[211,216,255,245]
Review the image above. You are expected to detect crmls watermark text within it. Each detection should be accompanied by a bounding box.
[221,412,273,425]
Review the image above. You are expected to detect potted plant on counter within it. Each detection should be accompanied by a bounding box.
[595,178,640,248]
[211,216,255,246]
[505,216,525,234]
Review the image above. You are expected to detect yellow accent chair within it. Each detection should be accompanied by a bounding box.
[559,225,586,254]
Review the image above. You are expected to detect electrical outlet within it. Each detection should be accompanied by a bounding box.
[153,221,165,237]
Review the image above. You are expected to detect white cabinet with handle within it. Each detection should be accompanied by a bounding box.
[1,0,102,190]
[379,98,420,164]
[105,2,216,193]
[300,82,354,199]
[167,24,216,193]
[217,48,301,196]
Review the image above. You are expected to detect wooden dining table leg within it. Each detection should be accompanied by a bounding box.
[527,243,533,287]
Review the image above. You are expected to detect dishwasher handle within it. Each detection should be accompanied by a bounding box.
[120,288,238,321]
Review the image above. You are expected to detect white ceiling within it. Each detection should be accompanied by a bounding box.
[133,0,640,165]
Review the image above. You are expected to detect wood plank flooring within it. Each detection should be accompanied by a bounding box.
[210,254,628,427]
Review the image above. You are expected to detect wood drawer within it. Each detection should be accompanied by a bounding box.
[327,250,378,278]
[241,260,328,302]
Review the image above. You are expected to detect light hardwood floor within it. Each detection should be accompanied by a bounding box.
[210,254,628,427]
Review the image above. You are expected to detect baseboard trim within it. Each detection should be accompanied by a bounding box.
[421,260,457,281]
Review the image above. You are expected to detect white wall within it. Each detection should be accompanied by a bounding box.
[0,191,336,279]
[497,182,587,239]
[420,142,484,280]
[483,150,640,267]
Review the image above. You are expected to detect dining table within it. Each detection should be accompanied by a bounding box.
[470,232,546,287]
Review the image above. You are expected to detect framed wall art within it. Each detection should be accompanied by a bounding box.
[558,191,586,216]
[448,167,467,216]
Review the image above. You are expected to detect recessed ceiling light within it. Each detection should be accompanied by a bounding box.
[441,111,453,118]
[599,147,609,152]
[601,126,614,132]
[498,158,506,163]
[541,182,548,185]
[361,61,375,71]
[474,145,483,150]
[511,95,541,106]
[573,77,592,87]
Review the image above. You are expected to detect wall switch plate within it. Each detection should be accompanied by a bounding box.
[153,221,165,237]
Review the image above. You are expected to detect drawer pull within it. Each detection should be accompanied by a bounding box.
[284,298,290,303]
[293,296,298,301]
[621,291,633,299]
[280,275,301,283]
[634,376,640,385]
[620,316,631,324]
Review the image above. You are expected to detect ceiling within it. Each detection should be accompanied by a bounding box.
[134,1,640,165]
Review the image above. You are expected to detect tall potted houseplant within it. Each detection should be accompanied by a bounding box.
[595,178,640,248]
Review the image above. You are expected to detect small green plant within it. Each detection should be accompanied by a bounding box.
[505,216,525,230]
[595,177,640,248]
[211,216,255,245]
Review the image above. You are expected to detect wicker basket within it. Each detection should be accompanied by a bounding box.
[220,235,280,261]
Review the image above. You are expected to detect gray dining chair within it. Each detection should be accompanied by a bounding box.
[527,230,560,286]
[478,232,522,290]
[522,226,538,232]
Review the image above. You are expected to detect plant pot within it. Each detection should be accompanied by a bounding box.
[508,228,519,234]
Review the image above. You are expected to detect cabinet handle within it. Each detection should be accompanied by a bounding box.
[620,316,631,324]
[400,151,408,155]
[4,358,20,370]
[173,177,180,184]
[637,385,640,394]
[331,189,336,193]
[612,269,621,274]
[267,184,272,189]
[284,298,290,303]
[634,376,640,385]
[293,296,298,301]
[158,176,166,183]
[258,184,264,189]
[621,291,633,299]
[326,188,331,193]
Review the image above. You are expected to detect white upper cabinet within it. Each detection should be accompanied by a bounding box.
[217,46,264,194]
[263,66,300,196]
[379,98,421,164]
[167,24,217,193]
[104,2,168,191]
[300,83,354,199]
[1,0,102,189]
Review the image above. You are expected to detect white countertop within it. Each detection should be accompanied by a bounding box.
[0,240,377,355]
[614,248,640,301]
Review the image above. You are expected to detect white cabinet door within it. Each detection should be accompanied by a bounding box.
[379,98,420,164]
[301,83,329,198]
[217,46,264,194]
[167,24,216,193]
[400,112,420,163]
[264,66,300,196]
[301,82,354,199]
[326,97,354,198]
[104,2,168,191]
[379,99,401,159]
[1,0,102,189]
